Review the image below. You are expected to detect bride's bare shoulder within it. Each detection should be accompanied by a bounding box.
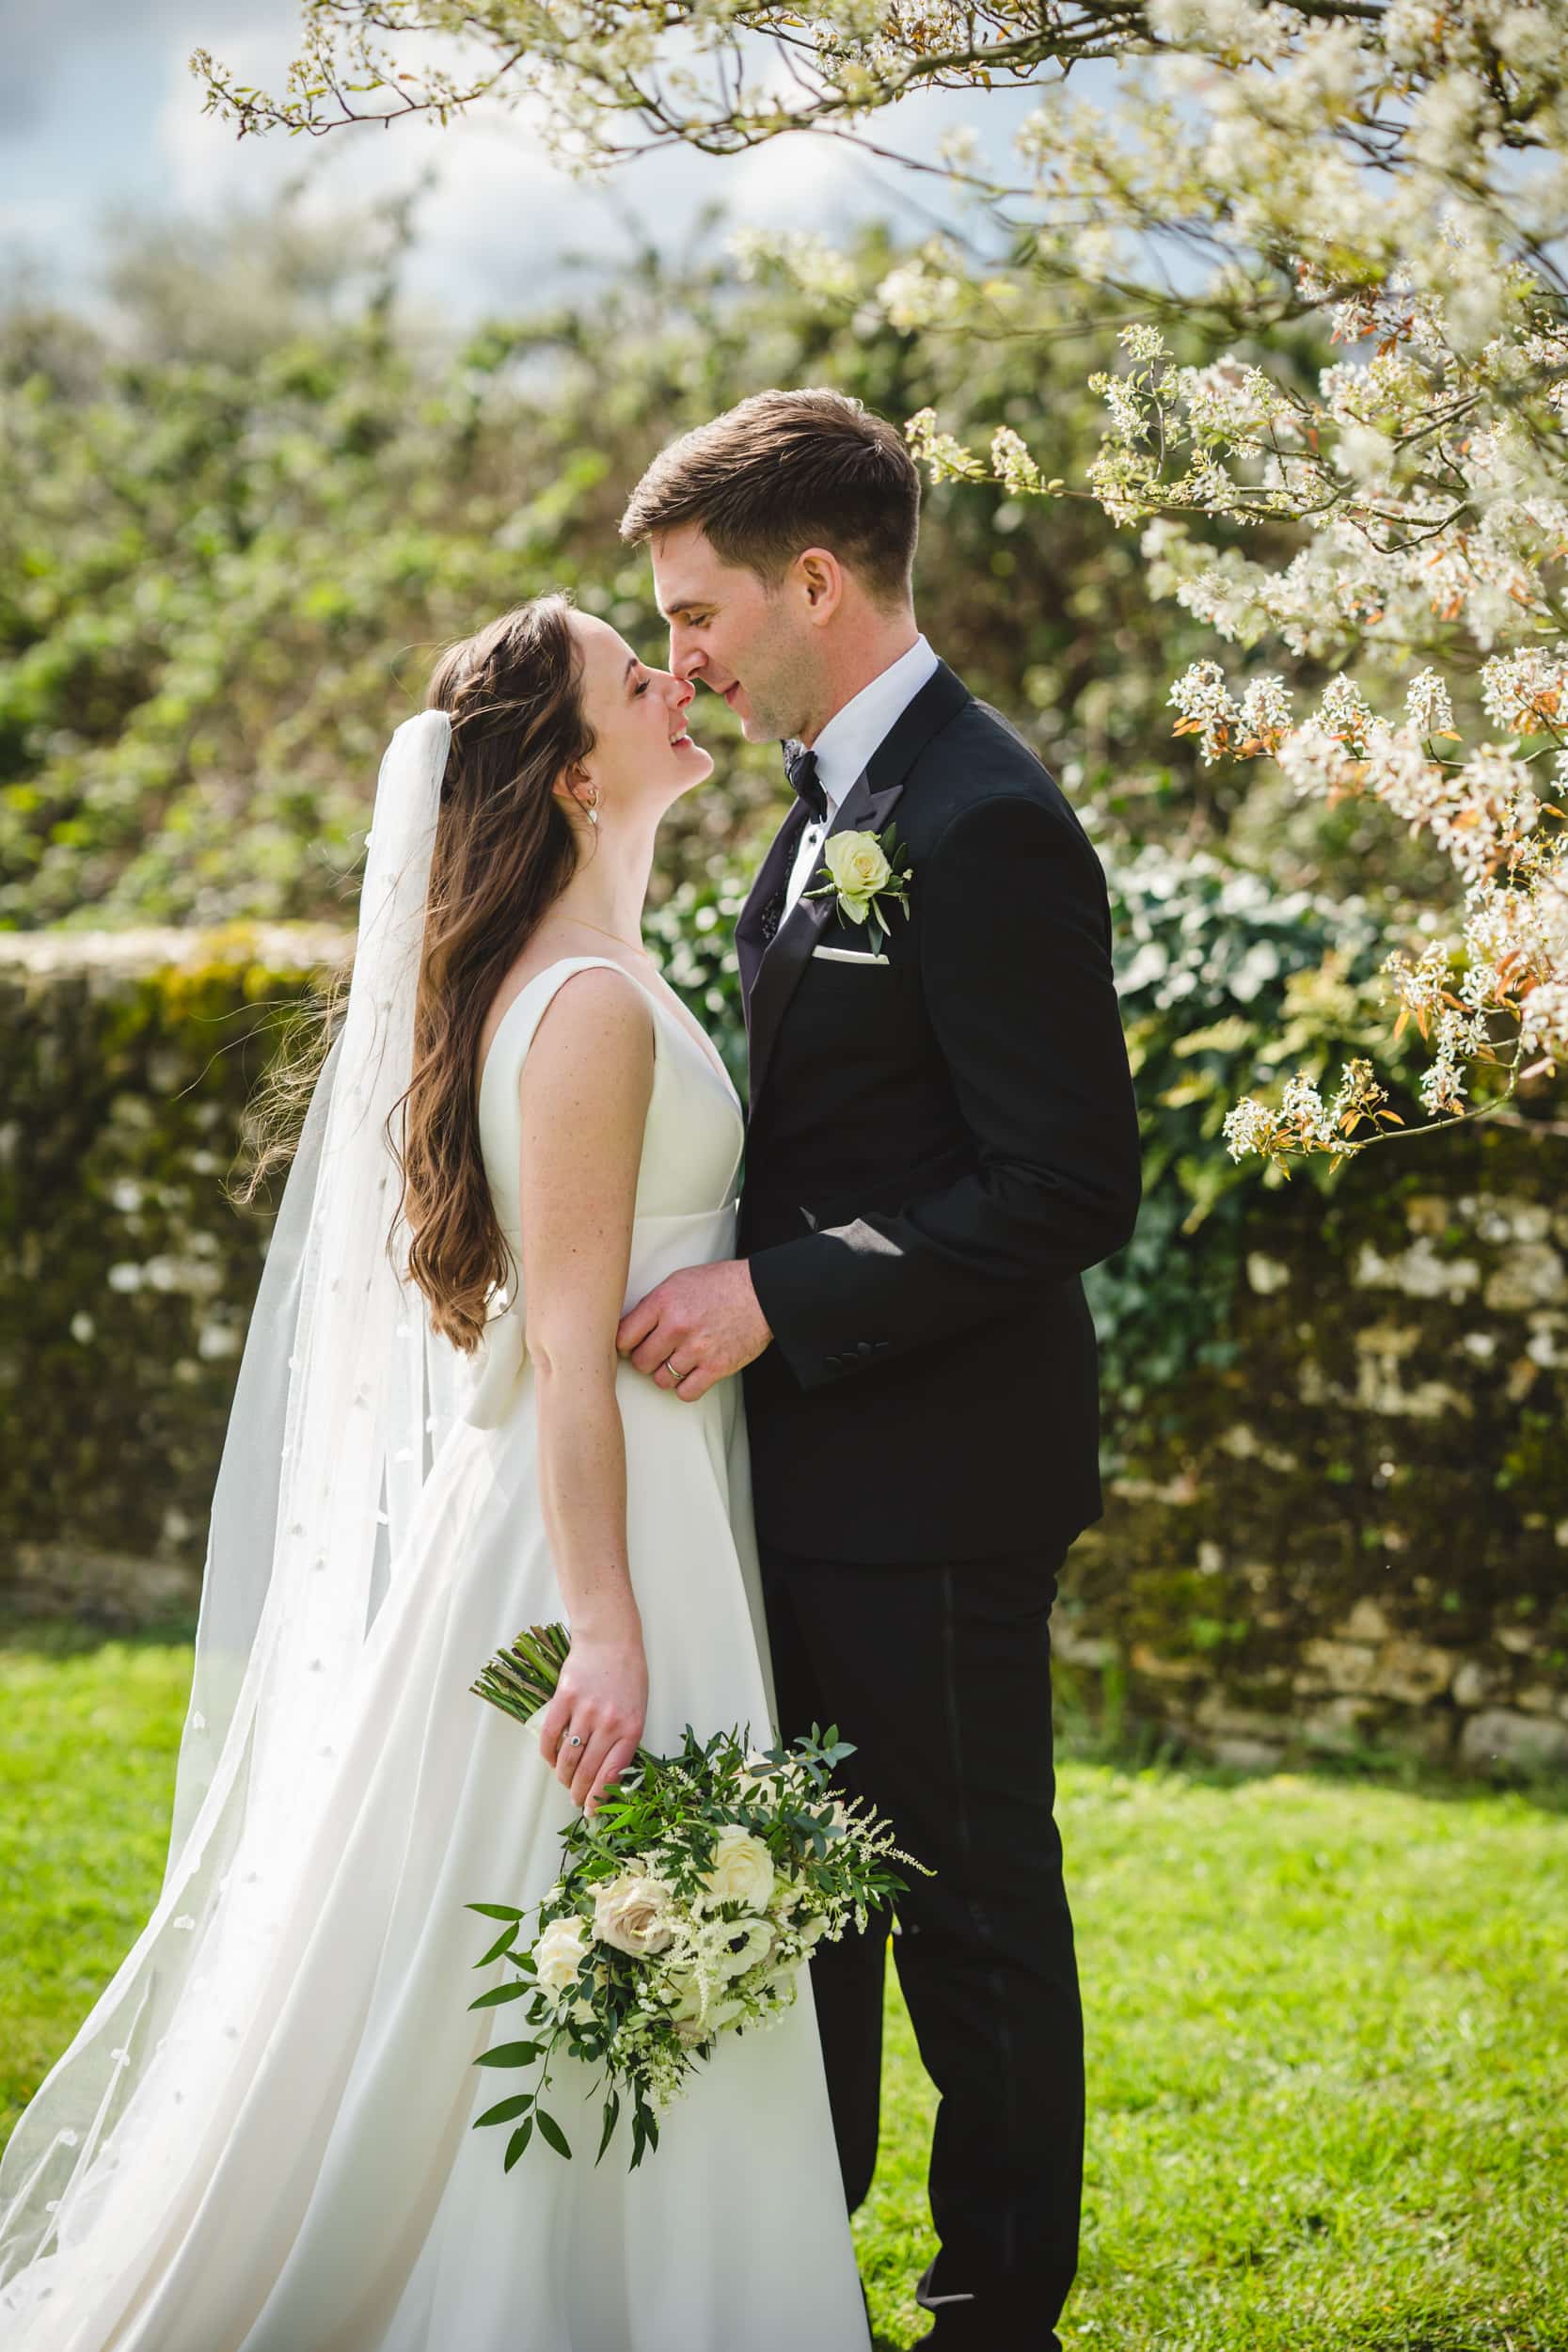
[515,965,656,1174]
[477,944,650,1078]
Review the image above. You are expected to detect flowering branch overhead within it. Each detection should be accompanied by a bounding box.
[195,1,1568,1163]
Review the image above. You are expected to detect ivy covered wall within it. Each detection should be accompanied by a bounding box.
[4,926,1564,1777]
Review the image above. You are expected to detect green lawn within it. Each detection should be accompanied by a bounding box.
[4,1629,1565,2350]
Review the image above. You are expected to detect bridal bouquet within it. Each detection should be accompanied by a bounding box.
[464,1622,927,2172]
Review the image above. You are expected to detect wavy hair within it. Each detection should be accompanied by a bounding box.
[230,592,593,1350]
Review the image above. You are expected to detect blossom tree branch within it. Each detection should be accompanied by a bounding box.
[193,2,1568,1165]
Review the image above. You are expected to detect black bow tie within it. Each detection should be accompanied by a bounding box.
[781,739,827,826]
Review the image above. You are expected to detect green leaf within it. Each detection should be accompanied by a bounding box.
[475,2040,542,2068]
[535,2107,572,2160]
[467,1901,526,1921]
[473,1922,519,1966]
[504,2117,534,2169]
[594,2089,622,2167]
[468,1979,533,2009]
[473,2092,534,2129]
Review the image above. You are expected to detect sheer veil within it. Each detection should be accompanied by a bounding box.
[0,708,483,2312]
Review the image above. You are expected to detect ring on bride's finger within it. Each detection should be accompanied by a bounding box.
[566,1733,583,1747]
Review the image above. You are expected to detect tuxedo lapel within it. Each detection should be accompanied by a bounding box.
[743,660,973,1117]
[735,794,810,1017]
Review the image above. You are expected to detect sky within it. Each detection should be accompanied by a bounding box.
[1,0,1052,326]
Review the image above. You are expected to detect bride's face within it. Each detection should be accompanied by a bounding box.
[563,612,713,821]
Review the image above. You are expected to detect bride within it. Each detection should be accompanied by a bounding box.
[0,593,874,2350]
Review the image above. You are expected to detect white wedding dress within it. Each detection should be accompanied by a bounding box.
[1,956,872,2352]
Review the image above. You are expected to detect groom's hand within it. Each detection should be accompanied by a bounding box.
[616,1259,772,1401]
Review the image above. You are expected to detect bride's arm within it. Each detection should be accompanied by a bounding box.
[515,966,655,1814]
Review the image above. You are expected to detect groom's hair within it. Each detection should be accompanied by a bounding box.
[619,389,919,609]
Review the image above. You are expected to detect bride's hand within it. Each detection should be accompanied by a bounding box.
[536,1626,648,1815]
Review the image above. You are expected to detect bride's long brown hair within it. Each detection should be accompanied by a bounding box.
[230,592,595,1350]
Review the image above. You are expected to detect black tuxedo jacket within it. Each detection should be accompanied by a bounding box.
[736,659,1142,1565]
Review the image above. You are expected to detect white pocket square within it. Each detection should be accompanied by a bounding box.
[812,945,889,966]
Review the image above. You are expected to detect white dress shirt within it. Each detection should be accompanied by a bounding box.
[781,633,940,921]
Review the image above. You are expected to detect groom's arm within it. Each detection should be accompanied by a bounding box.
[745,789,1142,1391]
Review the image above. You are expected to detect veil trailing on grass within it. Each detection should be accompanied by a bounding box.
[0,708,480,2310]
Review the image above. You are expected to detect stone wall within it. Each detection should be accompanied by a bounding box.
[1058,1126,1568,1777]
[4,930,1566,1778]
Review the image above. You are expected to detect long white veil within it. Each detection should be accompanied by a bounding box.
[0,708,482,2315]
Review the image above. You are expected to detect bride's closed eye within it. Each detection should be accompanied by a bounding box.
[633,675,651,697]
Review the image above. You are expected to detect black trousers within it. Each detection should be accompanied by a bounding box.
[759,1545,1084,2351]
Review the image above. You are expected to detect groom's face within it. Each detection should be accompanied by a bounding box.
[651,524,818,745]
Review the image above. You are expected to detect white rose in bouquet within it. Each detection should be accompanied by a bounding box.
[593,1872,676,1957]
[533,1914,591,1999]
[698,1824,775,1912]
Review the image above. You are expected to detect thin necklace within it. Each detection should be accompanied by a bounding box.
[564,913,655,961]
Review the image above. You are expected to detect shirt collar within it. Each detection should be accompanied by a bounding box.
[809,633,940,814]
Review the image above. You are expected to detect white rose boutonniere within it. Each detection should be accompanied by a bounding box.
[804,824,912,954]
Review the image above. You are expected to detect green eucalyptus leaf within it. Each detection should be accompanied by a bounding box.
[468,1979,533,2009]
[473,1922,519,1966]
[473,2092,534,2129]
[475,2040,542,2068]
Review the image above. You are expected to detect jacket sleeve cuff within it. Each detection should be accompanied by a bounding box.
[747,1236,894,1394]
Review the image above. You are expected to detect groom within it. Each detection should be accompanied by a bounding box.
[615,389,1141,2350]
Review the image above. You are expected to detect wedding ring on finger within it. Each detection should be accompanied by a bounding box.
[566,1733,583,1748]
[661,1357,682,1383]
